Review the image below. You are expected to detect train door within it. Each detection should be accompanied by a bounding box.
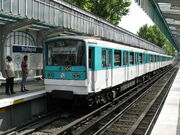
[123,51,129,81]
[149,54,152,72]
[89,47,95,91]
[106,49,112,87]
[143,53,146,74]
[102,49,112,88]
[135,52,139,77]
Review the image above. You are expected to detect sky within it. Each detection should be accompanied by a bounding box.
[119,0,154,34]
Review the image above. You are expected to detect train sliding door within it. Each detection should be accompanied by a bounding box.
[102,49,112,88]
[106,49,112,87]
[135,53,139,77]
[123,51,129,81]
[89,47,95,91]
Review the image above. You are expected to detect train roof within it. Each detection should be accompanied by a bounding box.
[46,36,100,42]
[46,36,172,57]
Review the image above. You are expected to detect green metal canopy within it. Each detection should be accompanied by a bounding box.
[135,0,180,52]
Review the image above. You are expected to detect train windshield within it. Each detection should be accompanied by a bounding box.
[47,39,85,66]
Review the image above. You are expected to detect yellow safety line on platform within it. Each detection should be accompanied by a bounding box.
[12,99,25,104]
[0,109,6,113]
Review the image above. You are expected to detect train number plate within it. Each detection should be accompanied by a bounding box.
[64,66,72,71]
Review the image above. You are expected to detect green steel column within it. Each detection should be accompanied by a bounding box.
[0,26,2,72]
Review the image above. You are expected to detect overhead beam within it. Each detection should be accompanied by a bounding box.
[42,26,69,36]
[155,0,180,5]
[2,18,39,34]
[1,18,39,47]
[169,24,180,29]
[162,12,180,20]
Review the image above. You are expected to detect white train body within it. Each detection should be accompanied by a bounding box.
[44,36,172,102]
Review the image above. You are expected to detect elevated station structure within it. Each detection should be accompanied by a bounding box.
[135,0,180,52]
[0,0,165,80]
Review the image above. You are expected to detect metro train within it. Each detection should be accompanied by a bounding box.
[44,36,173,106]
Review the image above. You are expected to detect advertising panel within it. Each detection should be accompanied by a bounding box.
[12,45,43,71]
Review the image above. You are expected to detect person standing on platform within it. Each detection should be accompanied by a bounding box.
[4,56,16,95]
[21,55,29,92]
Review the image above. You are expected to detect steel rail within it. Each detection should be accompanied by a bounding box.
[52,65,173,135]
[143,68,179,135]
[126,68,178,135]
[92,66,174,135]
[2,111,60,135]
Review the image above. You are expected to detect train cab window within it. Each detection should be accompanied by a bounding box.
[47,39,85,66]
[102,49,106,68]
[107,50,112,67]
[123,51,128,66]
[130,52,134,65]
[114,50,121,66]
[139,53,143,64]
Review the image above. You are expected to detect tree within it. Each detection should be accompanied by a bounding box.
[137,24,167,48]
[163,42,175,56]
[137,24,174,55]
[65,0,131,25]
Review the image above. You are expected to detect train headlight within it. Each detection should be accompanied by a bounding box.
[48,73,53,77]
[73,74,80,78]
[60,73,65,78]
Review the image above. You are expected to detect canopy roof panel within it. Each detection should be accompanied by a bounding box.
[136,0,180,52]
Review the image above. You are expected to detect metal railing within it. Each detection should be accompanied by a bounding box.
[0,0,165,54]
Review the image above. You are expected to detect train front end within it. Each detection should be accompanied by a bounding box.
[44,37,88,101]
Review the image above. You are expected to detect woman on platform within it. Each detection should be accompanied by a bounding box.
[21,55,29,92]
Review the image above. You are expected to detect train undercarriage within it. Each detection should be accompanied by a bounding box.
[48,65,170,109]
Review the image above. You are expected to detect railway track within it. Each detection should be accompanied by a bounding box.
[5,65,177,135]
[101,67,178,135]
[48,66,177,135]
[5,110,80,135]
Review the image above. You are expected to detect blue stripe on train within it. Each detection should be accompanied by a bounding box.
[45,66,86,72]
[45,71,86,80]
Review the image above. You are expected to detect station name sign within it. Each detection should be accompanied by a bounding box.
[12,45,42,53]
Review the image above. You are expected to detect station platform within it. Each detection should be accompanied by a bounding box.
[0,80,46,108]
[151,66,180,135]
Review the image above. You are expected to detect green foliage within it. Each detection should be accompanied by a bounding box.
[137,24,175,55]
[163,42,175,56]
[65,0,131,25]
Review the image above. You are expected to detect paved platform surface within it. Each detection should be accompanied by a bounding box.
[0,80,45,99]
[151,66,180,135]
[0,80,45,108]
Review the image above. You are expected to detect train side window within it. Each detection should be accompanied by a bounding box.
[123,51,128,66]
[143,54,146,63]
[139,53,143,64]
[130,52,134,65]
[102,49,106,68]
[146,54,148,63]
[114,50,121,66]
[149,55,151,62]
[135,53,138,64]
[89,47,94,69]
[107,50,112,67]
[151,55,153,62]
